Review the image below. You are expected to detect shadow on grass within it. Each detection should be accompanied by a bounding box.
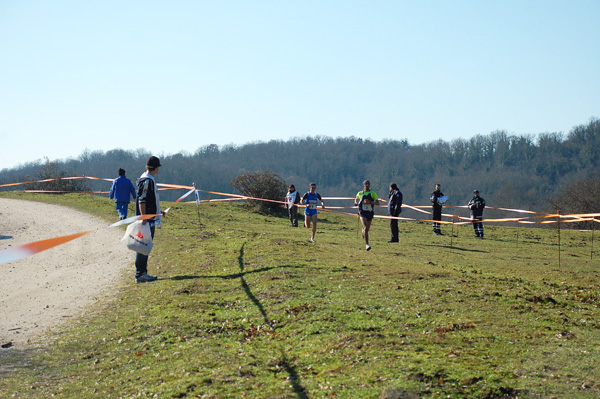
[238,243,309,399]
[171,244,309,399]
[0,346,42,379]
[238,243,270,327]
[169,264,302,281]
[422,244,488,253]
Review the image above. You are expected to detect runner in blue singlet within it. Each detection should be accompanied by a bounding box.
[301,183,325,242]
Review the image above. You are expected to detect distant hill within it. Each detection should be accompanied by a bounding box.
[1,118,598,214]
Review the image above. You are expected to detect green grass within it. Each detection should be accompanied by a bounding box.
[1,192,599,398]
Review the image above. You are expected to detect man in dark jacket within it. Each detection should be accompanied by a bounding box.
[388,183,403,243]
[134,156,164,283]
[109,168,137,220]
[430,184,445,235]
[468,190,486,238]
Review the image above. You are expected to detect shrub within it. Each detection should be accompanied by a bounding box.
[231,170,286,214]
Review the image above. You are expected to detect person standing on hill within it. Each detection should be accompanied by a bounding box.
[468,189,486,238]
[355,180,380,251]
[285,184,301,227]
[301,183,325,242]
[431,183,446,235]
[109,168,137,220]
[134,156,164,283]
[388,183,403,243]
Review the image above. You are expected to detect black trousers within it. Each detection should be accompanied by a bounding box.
[390,211,400,241]
[135,224,155,276]
[472,217,484,237]
[288,206,298,227]
[432,207,442,233]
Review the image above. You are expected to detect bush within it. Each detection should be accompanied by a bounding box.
[231,170,286,214]
[23,158,89,192]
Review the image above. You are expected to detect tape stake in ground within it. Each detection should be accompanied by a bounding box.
[0,231,92,265]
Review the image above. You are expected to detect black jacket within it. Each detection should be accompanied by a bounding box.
[468,196,486,218]
[136,175,159,217]
[388,189,403,216]
[431,190,444,210]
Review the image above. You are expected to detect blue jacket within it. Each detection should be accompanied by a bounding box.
[109,175,137,203]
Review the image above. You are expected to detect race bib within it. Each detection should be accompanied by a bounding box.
[308,201,317,209]
[361,203,373,212]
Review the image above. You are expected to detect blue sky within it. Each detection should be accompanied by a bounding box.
[1,1,599,171]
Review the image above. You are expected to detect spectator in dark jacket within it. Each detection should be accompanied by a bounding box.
[430,184,446,235]
[468,190,486,238]
[388,183,403,243]
[134,156,164,283]
[109,168,137,220]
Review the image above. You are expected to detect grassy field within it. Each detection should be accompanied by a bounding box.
[0,193,599,398]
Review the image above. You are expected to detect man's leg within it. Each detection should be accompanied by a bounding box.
[361,217,371,246]
[116,202,127,220]
[135,225,155,279]
[390,218,399,242]
[311,215,318,240]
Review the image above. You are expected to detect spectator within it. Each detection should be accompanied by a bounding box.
[109,168,137,220]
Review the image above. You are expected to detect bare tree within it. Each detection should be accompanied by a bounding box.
[548,177,600,229]
[24,158,89,192]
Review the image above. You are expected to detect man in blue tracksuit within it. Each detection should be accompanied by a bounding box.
[109,168,137,220]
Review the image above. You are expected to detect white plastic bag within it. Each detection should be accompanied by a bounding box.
[121,221,154,255]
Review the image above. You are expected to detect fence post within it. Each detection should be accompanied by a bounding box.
[451,218,454,249]
[592,217,595,260]
[557,210,561,267]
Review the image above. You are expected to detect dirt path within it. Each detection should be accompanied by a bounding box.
[0,198,132,349]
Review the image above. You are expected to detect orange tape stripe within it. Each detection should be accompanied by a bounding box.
[0,231,92,264]
[3,175,599,223]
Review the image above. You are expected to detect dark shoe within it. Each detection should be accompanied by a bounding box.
[136,273,158,283]
[388,240,399,243]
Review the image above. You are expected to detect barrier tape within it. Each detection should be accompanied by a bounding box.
[2,174,599,264]
[108,214,160,228]
[0,231,92,264]
[2,175,599,225]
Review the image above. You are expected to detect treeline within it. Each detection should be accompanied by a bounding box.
[1,118,599,214]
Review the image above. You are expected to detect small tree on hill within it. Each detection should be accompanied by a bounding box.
[548,177,600,229]
[231,170,286,214]
[24,158,89,192]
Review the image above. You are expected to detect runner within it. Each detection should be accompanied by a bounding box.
[355,180,380,251]
[301,183,325,242]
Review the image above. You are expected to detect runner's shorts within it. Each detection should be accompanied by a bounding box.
[359,211,374,221]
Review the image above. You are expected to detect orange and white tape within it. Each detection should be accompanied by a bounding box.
[0,231,92,264]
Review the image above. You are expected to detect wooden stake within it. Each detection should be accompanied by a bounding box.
[451,218,454,249]
[592,218,595,260]
[558,210,561,268]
